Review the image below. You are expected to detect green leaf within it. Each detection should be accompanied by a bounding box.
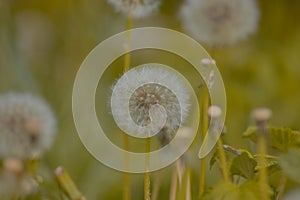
[278,148,300,184]
[254,159,280,175]
[202,181,237,200]
[243,126,300,152]
[209,150,219,170]
[231,152,257,179]
[203,180,272,200]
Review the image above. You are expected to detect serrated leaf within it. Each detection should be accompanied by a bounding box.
[209,150,219,170]
[243,126,300,152]
[202,180,272,200]
[278,149,300,184]
[254,159,280,175]
[202,181,237,200]
[223,144,253,158]
[231,152,257,179]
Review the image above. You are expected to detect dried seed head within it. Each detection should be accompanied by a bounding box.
[0,93,57,159]
[111,64,191,141]
[180,0,260,46]
[108,0,161,18]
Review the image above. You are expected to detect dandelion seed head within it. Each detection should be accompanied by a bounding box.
[111,64,191,140]
[180,0,260,46]
[108,0,161,18]
[0,93,57,159]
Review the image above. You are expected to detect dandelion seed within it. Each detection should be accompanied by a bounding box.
[180,0,260,46]
[111,64,191,142]
[0,93,57,159]
[107,0,161,18]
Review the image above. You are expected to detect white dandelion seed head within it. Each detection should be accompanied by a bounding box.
[180,0,260,46]
[111,64,191,140]
[0,93,57,159]
[107,0,161,18]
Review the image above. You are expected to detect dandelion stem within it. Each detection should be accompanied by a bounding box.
[199,86,209,197]
[170,163,178,200]
[216,138,229,182]
[124,14,132,73]
[177,165,191,200]
[151,172,161,200]
[276,174,287,200]
[144,138,151,200]
[257,135,269,200]
[54,166,86,200]
[123,14,132,200]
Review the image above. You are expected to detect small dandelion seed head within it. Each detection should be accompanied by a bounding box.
[0,93,57,159]
[180,0,260,46]
[201,58,216,65]
[107,0,161,18]
[207,105,222,118]
[252,107,272,123]
[111,64,191,140]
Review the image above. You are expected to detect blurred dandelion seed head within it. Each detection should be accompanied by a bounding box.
[0,93,57,159]
[180,0,260,46]
[15,11,54,61]
[111,64,191,139]
[107,0,161,18]
[208,105,222,118]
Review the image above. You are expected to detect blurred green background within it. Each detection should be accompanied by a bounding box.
[1,0,300,199]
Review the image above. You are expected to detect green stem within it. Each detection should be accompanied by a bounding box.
[55,166,86,200]
[170,163,178,200]
[276,174,287,200]
[144,138,151,200]
[199,86,209,197]
[150,172,161,200]
[123,14,132,200]
[257,135,269,200]
[217,138,229,182]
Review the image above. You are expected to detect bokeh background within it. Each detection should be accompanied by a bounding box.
[1,0,300,199]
